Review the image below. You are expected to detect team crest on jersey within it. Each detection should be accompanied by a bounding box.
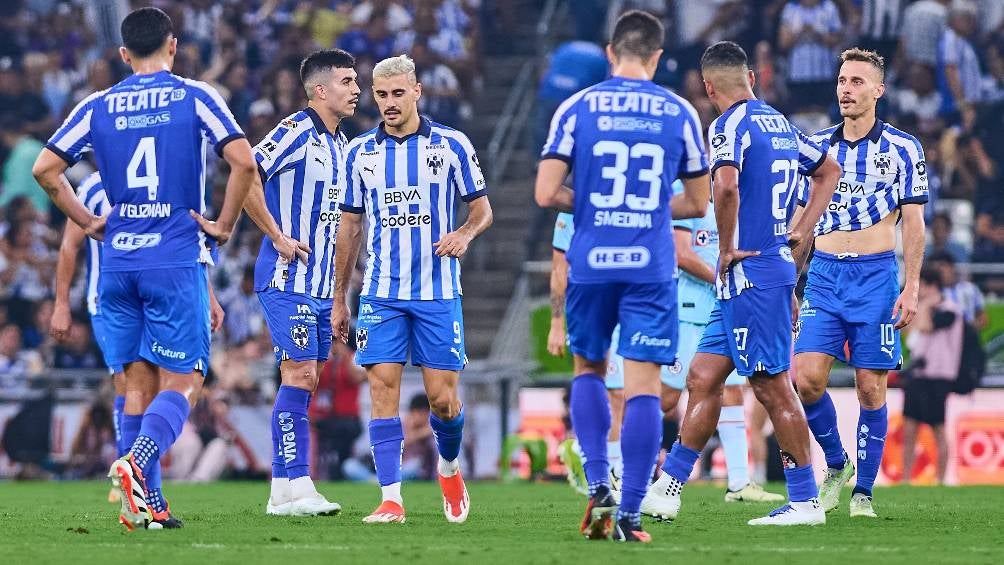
[694,229,712,246]
[711,134,727,148]
[427,153,445,175]
[356,327,369,351]
[290,324,310,350]
[668,360,682,374]
[915,160,927,177]
[873,153,892,175]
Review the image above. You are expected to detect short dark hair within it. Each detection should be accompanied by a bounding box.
[840,47,885,80]
[700,41,749,71]
[920,266,943,287]
[610,10,664,60]
[120,7,173,58]
[299,49,356,86]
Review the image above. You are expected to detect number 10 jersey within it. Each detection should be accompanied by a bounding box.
[540,76,708,284]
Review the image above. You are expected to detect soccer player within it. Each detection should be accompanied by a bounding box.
[643,41,841,526]
[32,7,255,530]
[548,212,625,499]
[332,54,492,525]
[243,48,360,517]
[535,11,711,542]
[793,48,928,518]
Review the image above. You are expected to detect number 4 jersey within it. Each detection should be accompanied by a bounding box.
[708,99,826,299]
[46,70,245,272]
[541,76,708,284]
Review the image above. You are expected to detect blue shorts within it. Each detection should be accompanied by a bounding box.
[607,322,745,389]
[567,281,678,366]
[100,265,210,374]
[258,288,333,365]
[698,285,794,377]
[90,314,123,374]
[354,296,466,371]
[794,250,902,369]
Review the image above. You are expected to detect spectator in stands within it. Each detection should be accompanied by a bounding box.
[312,339,366,480]
[778,0,843,113]
[351,0,413,33]
[413,37,463,127]
[66,400,116,479]
[891,63,945,128]
[902,267,963,485]
[338,10,397,67]
[20,298,52,351]
[52,319,102,370]
[926,213,970,263]
[930,251,989,328]
[217,267,264,349]
[0,116,48,215]
[402,393,437,480]
[897,0,949,71]
[0,322,40,376]
[670,0,745,73]
[293,0,352,49]
[70,58,115,107]
[0,60,50,138]
[0,220,53,304]
[168,385,239,482]
[857,0,907,63]
[936,1,983,126]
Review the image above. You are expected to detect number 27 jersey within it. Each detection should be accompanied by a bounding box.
[46,70,244,271]
[541,77,708,284]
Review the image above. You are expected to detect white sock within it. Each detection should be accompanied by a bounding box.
[290,476,317,500]
[270,477,291,503]
[607,440,623,476]
[381,482,403,504]
[718,405,751,492]
[438,456,460,477]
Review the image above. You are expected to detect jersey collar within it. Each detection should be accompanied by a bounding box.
[830,119,883,147]
[304,106,336,137]
[375,116,432,143]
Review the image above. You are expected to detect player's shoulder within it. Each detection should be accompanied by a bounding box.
[256,110,314,153]
[881,121,923,150]
[811,123,840,145]
[656,85,702,123]
[174,75,226,101]
[553,82,600,115]
[430,120,475,151]
[346,127,381,155]
[710,99,751,133]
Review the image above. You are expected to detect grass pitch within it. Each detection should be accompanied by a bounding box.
[0,481,1001,564]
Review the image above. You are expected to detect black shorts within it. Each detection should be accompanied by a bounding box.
[903,378,953,425]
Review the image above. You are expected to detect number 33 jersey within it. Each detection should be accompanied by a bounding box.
[708,99,825,299]
[46,70,245,272]
[541,76,708,284]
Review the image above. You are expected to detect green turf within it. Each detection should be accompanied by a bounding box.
[0,481,1001,564]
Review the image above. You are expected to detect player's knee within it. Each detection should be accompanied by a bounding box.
[794,372,827,405]
[685,367,722,396]
[428,392,459,419]
[856,380,885,409]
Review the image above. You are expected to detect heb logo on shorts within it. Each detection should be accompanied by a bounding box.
[111,232,162,251]
[151,341,186,360]
[630,332,672,348]
[587,246,650,269]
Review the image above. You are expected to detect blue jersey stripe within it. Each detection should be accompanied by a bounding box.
[429,180,443,300]
[406,138,422,299]
[385,139,400,298]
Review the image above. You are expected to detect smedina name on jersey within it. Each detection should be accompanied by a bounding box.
[593,210,652,228]
[105,87,185,114]
[119,202,171,218]
[583,91,680,117]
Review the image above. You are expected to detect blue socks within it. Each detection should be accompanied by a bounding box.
[618,395,662,518]
[804,392,846,469]
[430,407,464,462]
[113,395,126,457]
[270,406,288,479]
[784,464,818,502]
[569,373,610,494]
[854,404,888,497]
[370,417,404,486]
[131,391,189,478]
[662,441,700,484]
[274,385,312,479]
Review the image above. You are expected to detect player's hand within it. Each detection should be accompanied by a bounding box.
[50,302,71,341]
[210,300,225,333]
[717,248,760,284]
[434,230,473,258]
[547,322,566,357]
[273,234,311,265]
[892,285,919,329]
[85,214,107,241]
[331,299,352,344]
[190,210,234,246]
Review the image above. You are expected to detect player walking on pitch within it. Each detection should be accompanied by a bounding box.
[536,11,710,542]
[793,48,928,519]
[643,41,841,526]
[332,54,492,525]
[243,49,360,517]
[33,7,255,530]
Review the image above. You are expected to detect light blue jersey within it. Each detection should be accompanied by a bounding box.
[552,212,573,252]
[671,182,717,325]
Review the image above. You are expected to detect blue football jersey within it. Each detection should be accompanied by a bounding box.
[671,181,717,324]
[541,76,708,284]
[708,99,825,299]
[46,71,244,272]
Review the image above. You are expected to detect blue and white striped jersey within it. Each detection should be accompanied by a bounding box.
[709,99,826,299]
[798,119,928,235]
[339,117,487,300]
[76,172,108,316]
[253,108,348,299]
[46,71,244,271]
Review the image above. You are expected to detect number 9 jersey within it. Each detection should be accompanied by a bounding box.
[540,76,708,284]
[45,70,245,272]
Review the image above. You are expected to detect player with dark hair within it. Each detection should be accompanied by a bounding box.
[241,48,360,517]
[33,6,255,530]
[536,10,710,542]
[793,47,928,519]
[643,40,842,526]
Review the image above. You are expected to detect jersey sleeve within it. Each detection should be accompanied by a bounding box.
[795,128,827,176]
[338,141,366,214]
[707,110,745,174]
[254,120,309,182]
[540,91,583,162]
[678,98,709,178]
[895,136,929,205]
[187,80,246,156]
[45,92,102,165]
[552,212,574,252]
[447,132,487,202]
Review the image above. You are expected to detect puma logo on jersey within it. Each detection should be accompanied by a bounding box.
[881,347,895,359]
[363,165,375,175]
[739,354,749,366]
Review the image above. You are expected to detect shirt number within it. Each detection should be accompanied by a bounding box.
[127,136,160,201]
[770,159,799,221]
[590,141,664,211]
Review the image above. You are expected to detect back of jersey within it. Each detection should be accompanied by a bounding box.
[708,99,825,299]
[541,77,707,284]
[46,71,244,272]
